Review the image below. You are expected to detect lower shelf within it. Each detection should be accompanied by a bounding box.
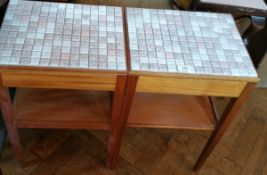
[14,88,111,129]
[14,88,216,130]
[127,93,216,130]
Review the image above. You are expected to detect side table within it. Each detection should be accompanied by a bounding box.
[111,8,259,170]
[0,0,127,168]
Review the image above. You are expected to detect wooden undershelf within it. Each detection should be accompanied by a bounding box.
[14,88,112,129]
[127,93,216,130]
[13,89,216,131]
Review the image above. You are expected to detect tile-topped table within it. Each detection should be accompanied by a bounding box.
[0,0,127,167]
[0,0,260,171]
[127,8,257,78]
[110,8,259,170]
[0,0,126,70]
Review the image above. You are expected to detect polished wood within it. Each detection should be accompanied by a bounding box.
[1,70,119,91]
[2,88,267,175]
[0,0,259,172]
[0,0,264,173]
[130,71,259,82]
[209,97,220,122]
[106,7,131,167]
[127,93,216,130]
[194,82,256,171]
[0,83,22,164]
[13,87,217,131]
[123,7,131,71]
[107,75,127,168]
[135,75,247,97]
[13,88,111,129]
[107,75,138,169]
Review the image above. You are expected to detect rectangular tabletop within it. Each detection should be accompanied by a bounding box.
[0,0,127,90]
[126,8,258,97]
[126,8,258,81]
[0,0,126,71]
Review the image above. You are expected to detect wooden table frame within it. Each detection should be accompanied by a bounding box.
[0,37,258,172]
[0,4,259,172]
[109,72,257,170]
[0,1,129,168]
[107,8,259,170]
[0,67,128,168]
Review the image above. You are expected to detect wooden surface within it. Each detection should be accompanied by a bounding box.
[14,88,111,129]
[135,75,247,97]
[194,83,256,170]
[13,88,216,131]
[0,85,22,164]
[107,75,127,168]
[2,0,262,172]
[127,92,216,130]
[0,88,267,175]
[107,75,139,168]
[0,69,119,90]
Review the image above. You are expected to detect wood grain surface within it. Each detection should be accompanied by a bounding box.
[127,92,216,130]
[135,75,247,97]
[1,70,118,91]
[1,88,267,175]
[0,0,262,174]
[14,88,112,129]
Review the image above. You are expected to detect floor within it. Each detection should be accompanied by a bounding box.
[1,0,267,175]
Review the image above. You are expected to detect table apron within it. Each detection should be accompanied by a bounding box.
[0,71,118,91]
[135,76,247,97]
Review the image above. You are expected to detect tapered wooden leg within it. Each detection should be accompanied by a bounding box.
[107,75,127,169]
[107,75,138,169]
[193,83,256,171]
[0,86,22,164]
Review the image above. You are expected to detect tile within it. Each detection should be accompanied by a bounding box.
[0,0,126,71]
[127,8,257,78]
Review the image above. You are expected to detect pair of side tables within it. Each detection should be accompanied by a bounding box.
[0,0,259,171]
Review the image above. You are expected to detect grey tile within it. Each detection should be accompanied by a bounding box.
[0,0,126,71]
[127,8,257,78]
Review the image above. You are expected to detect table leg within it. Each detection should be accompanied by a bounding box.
[107,75,138,169]
[0,86,22,164]
[193,82,256,171]
[107,75,127,169]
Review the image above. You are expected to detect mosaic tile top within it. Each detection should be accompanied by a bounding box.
[0,0,126,71]
[127,8,257,78]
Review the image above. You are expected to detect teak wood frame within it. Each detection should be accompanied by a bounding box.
[110,7,258,170]
[0,56,257,170]
[0,68,128,167]
[110,72,256,171]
